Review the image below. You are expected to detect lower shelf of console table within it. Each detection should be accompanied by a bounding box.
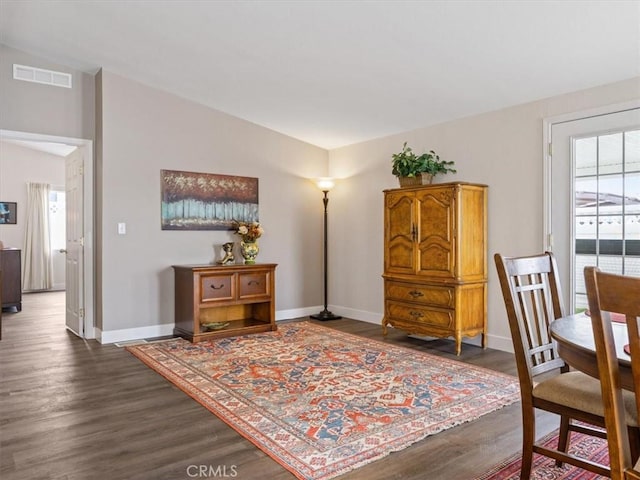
[173,263,277,342]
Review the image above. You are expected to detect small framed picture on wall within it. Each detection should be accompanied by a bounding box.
[0,202,17,224]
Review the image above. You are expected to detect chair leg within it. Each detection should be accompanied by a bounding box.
[555,415,571,467]
[629,426,640,464]
[520,409,535,479]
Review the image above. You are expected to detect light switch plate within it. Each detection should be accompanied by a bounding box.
[117,223,126,235]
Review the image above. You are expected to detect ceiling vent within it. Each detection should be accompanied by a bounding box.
[13,64,72,89]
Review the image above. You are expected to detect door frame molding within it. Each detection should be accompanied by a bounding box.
[542,99,640,252]
[0,129,95,339]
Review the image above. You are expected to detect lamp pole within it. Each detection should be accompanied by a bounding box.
[311,180,341,321]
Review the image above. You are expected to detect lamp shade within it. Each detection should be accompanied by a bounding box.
[315,177,335,191]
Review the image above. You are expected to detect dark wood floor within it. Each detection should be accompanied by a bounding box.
[0,292,558,480]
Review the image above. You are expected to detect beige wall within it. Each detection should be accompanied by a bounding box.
[328,76,640,351]
[0,44,94,140]
[97,71,328,338]
[3,43,639,348]
[0,140,65,249]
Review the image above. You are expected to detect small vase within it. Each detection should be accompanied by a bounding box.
[240,241,259,264]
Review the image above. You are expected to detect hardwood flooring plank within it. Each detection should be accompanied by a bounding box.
[1,292,559,480]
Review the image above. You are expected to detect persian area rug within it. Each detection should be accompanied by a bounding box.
[127,322,519,480]
[475,430,609,480]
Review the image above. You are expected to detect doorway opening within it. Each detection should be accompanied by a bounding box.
[0,129,94,339]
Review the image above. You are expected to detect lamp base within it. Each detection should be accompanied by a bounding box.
[310,309,342,321]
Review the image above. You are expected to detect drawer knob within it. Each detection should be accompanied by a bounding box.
[409,311,424,318]
[210,284,225,290]
[409,290,424,298]
[248,280,261,285]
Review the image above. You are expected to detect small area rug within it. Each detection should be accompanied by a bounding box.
[127,322,519,480]
[475,430,609,480]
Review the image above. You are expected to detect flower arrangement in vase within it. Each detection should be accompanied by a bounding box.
[234,221,264,264]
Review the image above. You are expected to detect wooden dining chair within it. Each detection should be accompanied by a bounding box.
[585,267,640,480]
[495,252,618,478]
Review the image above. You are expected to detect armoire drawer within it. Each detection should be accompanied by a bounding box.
[386,301,454,329]
[385,281,454,308]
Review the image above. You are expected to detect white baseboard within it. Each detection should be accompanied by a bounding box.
[486,334,514,353]
[275,306,322,321]
[324,305,514,354]
[96,323,174,344]
[276,305,382,325]
[330,306,382,325]
[94,306,515,354]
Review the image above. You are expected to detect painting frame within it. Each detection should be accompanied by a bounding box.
[0,202,17,225]
[161,170,259,231]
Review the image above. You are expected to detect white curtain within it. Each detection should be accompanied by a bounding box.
[23,182,53,291]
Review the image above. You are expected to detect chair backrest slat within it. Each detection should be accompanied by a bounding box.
[495,252,566,394]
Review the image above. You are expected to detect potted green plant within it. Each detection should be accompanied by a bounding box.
[391,142,456,187]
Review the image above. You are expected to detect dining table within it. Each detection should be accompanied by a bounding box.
[550,313,634,391]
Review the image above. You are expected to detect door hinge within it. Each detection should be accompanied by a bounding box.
[548,142,553,157]
[548,233,554,249]
[80,236,85,246]
[79,308,85,319]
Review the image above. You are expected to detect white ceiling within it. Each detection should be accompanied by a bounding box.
[1,0,638,149]
[2,138,77,157]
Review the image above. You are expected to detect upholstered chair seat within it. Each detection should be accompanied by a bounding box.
[534,371,639,426]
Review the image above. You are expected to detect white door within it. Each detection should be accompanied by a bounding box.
[549,108,640,312]
[65,149,84,336]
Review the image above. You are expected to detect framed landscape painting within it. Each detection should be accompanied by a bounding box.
[161,170,259,230]
[0,202,17,225]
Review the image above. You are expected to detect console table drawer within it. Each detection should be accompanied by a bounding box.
[239,271,269,299]
[201,274,234,302]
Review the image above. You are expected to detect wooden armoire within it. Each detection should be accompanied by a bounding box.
[382,182,487,355]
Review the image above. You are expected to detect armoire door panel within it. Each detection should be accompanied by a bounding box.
[387,240,415,272]
[385,191,416,273]
[417,188,456,277]
[419,244,454,277]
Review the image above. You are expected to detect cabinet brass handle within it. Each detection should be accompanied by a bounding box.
[408,290,424,298]
[409,311,424,318]
[248,280,260,285]
[210,284,225,290]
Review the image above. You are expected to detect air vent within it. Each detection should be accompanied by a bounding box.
[13,64,72,89]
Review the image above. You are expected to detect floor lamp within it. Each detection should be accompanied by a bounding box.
[310,178,341,321]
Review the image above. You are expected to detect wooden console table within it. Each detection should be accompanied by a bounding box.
[173,263,277,342]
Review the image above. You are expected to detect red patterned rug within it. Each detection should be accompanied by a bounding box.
[127,322,519,480]
[475,430,609,479]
